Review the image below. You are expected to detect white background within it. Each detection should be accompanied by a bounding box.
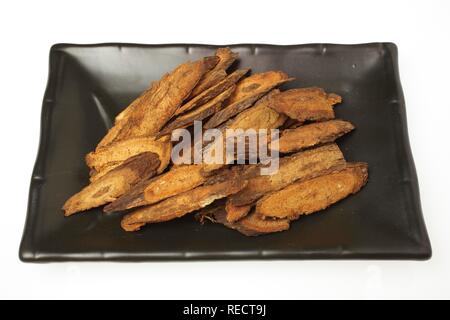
[1,0,449,299]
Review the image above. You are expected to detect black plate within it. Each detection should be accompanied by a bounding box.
[19,43,431,262]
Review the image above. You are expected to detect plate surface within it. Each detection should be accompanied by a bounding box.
[19,43,431,262]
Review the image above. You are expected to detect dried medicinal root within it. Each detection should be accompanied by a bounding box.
[227,89,287,130]
[103,177,154,213]
[228,144,347,206]
[201,206,290,236]
[174,69,249,116]
[89,162,122,182]
[232,211,290,236]
[157,85,235,137]
[204,71,294,129]
[121,173,247,231]
[143,165,210,205]
[98,56,217,146]
[225,200,251,223]
[97,87,155,148]
[63,152,161,216]
[114,86,153,125]
[105,165,209,212]
[189,70,227,99]
[213,47,239,71]
[200,90,287,171]
[86,136,171,175]
[277,119,355,153]
[188,48,238,99]
[268,87,342,122]
[279,118,303,130]
[256,162,369,219]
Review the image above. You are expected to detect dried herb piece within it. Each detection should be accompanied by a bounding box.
[277,119,354,153]
[121,172,247,231]
[228,144,346,206]
[174,69,249,116]
[157,85,235,137]
[204,71,294,129]
[97,56,217,147]
[268,87,342,122]
[226,89,287,130]
[199,206,289,236]
[86,136,171,175]
[63,152,160,216]
[188,48,238,98]
[225,201,251,223]
[105,165,208,213]
[256,162,368,219]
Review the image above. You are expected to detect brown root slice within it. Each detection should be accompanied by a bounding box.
[276,119,355,153]
[105,164,234,213]
[157,85,236,138]
[268,87,342,122]
[89,162,122,182]
[105,164,209,213]
[279,118,303,130]
[225,200,252,223]
[226,89,286,130]
[174,68,249,116]
[97,56,217,148]
[199,90,287,170]
[204,71,294,129]
[63,152,160,216]
[103,177,154,213]
[256,162,369,219]
[188,48,238,98]
[121,171,248,231]
[86,136,171,175]
[189,70,227,99]
[113,55,219,127]
[198,205,289,236]
[228,143,346,207]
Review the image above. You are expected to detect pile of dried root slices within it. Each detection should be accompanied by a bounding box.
[63,48,368,236]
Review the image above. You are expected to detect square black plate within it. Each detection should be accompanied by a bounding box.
[19,43,431,262]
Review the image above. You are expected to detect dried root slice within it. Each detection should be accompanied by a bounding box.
[97,56,217,147]
[200,91,287,173]
[227,89,287,130]
[279,118,304,130]
[143,165,210,204]
[200,90,285,166]
[114,86,153,125]
[175,69,249,116]
[200,206,289,236]
[63,152,160,216]
[103,177,154,213]
[277,119,355,153]
[105,165,208,213]
[229,143,346,207]
[89,162,121,182]
[213,47,239,70]
[121,173,247,231]
[157,85,235,137]
[225,200,251,223]
[256,162,369,219]
[204,71,294,129]
[189,70,227,99]
[189,48,238,99]
[187,70,227,100]
[98,87,155,148]
[268,87,342,122]
[86,136,171,174]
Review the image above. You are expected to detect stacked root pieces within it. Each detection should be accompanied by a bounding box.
[63,48,368,236]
